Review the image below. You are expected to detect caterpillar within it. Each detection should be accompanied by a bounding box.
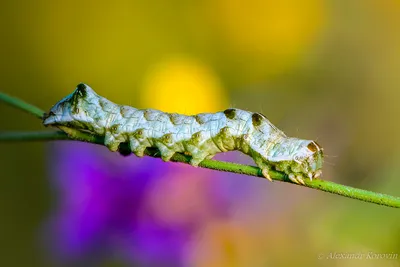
[43,83,323,184]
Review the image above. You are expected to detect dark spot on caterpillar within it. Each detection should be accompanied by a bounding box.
[120,106,130,118]
[307,141,321,152]
[110,124,120,134]
[194,115,205,124]
[134,129,144,139]
[144,110,151,120]
[189,132,201,146]
[99,100,106,109]
[77,83,86,90]
[223,109,236,119]
[71,83,88,107]
[191,132,202,144]
[75,83,87,98]
[169,113,179,124]
[144,109,162,121]
[252,113,264,127]
[162,133,173,144]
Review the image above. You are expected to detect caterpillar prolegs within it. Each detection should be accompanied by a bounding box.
[43,83,324,184]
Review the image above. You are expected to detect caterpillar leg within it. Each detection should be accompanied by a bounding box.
[288,173,306,185]
[129,137,146,157]
[185,145,209,167]
[189,154,208,167]
[261,168,273,182]
[156,143,176,162]
[253,156,273,182]
[189,156,207,167]
[190,152,215,165]
[104,132,120,152]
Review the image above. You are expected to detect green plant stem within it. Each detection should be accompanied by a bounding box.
[0,92,44,119]
[1,92,400,208]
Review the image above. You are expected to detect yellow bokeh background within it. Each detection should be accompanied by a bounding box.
[213,0,326,77]
[140,57,228,114]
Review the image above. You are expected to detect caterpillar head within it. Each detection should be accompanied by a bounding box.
[272,139,324,183]
[43,83,105,135]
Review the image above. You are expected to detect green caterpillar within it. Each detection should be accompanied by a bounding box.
[43,83,324,184]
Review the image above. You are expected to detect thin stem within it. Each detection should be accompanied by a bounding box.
[1,92,400,208]
[0,92,45,119]
[0,131,70,141]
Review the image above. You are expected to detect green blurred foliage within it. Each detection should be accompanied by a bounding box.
[0,0,399,266]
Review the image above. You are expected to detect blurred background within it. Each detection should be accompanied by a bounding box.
[0,0,399,266]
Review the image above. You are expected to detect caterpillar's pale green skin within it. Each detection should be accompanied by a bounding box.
[43,83,324,184]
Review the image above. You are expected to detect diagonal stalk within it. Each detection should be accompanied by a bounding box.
[1,91,399,208]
